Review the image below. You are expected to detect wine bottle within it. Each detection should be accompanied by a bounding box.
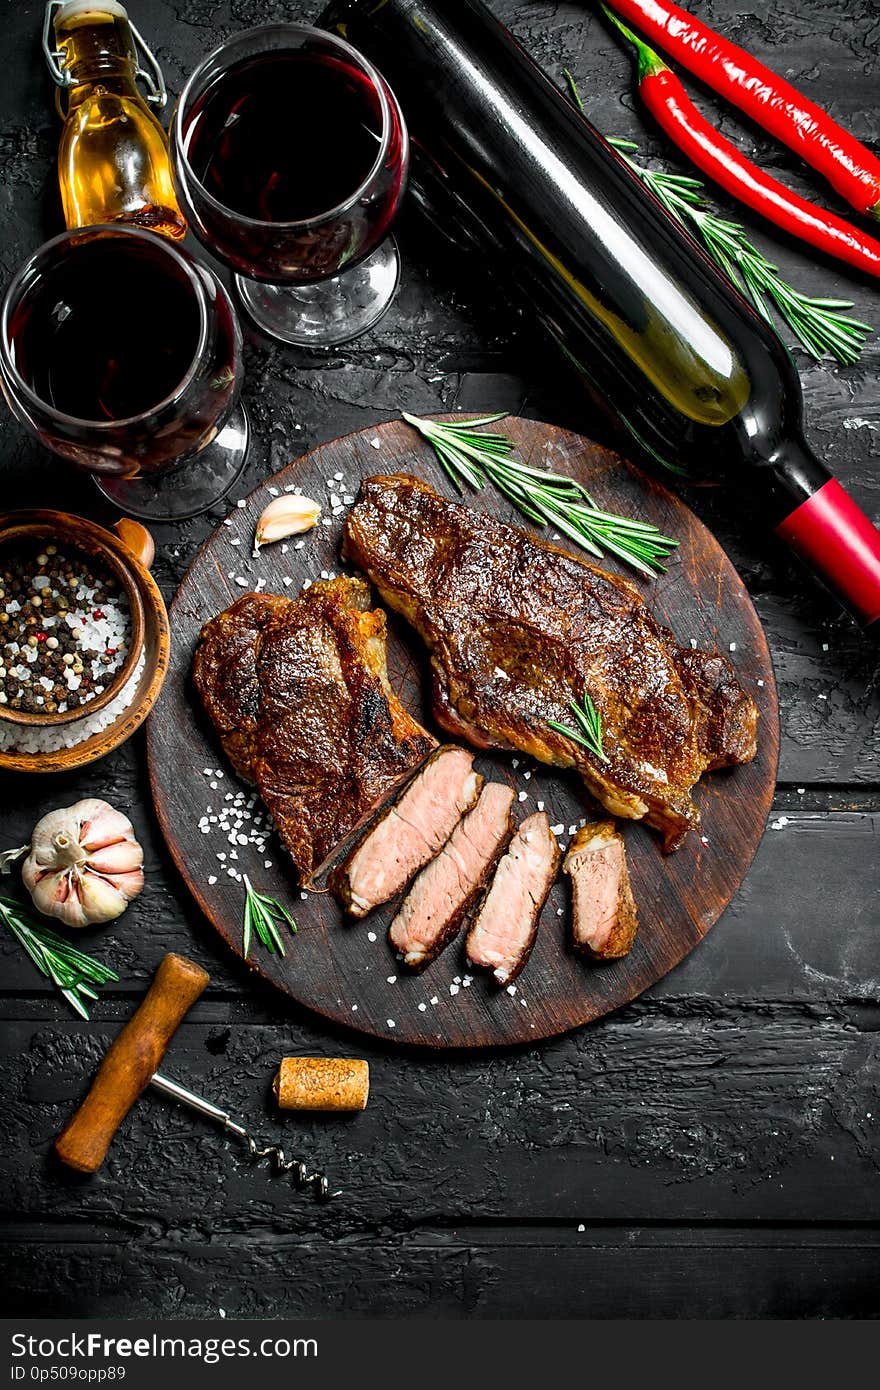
[322,0,880,627]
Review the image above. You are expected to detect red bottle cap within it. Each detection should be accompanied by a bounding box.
[775,478,880,626]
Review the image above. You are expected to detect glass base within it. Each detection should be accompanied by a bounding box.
[235,238,400,346]
[93,402,250,521]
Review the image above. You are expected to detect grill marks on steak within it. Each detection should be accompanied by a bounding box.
[192,578,435,886]
[466,812,561,986]
[342,475,759,851]
[564,821,638,960]
[330,746,481,917]
[389,780,515,970]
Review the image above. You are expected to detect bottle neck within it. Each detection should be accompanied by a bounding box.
[768,442,880,627]
[759,437,832,525]
[55,8,141,106]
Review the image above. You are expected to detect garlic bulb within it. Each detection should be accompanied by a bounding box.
[255,494,321,547]
[21,799,144,929]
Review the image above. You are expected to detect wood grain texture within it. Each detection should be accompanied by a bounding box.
[147,417,778,1047]
[54,953,209,1173]
[1,0,878,1320]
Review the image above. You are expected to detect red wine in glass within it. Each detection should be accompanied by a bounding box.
[13,235,203,429]
[172,25,409,346]
[0,226,249,520]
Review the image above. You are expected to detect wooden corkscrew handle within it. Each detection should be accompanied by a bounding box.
[54,953,210,1174]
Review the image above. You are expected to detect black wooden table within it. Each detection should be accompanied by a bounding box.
[1,0,878,1319]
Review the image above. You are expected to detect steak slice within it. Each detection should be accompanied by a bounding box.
[389,780,515,970]
[330,746,481,917]
[563,821,638,960]
[192,577,436,885]
[466,812,560,985]
[343,475,759,851]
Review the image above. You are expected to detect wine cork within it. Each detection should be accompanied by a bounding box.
[273,1057,370,1112]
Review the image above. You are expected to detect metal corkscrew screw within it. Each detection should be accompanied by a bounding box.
[150,1072,336,1200]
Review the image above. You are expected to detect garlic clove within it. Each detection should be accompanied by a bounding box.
[86,839,144,876]
[94,866,144,899]
[255,494,321,547]
[78,800,138,853]
[78,873,129,925]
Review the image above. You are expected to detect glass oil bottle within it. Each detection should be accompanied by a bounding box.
[43,0,186,239]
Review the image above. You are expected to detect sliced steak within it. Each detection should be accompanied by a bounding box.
[389,780,515,970]
[331,746,482,917]
[564,821,638,960]
[466,811,560,985]
[343,475,759,851]
[192,577,436,886]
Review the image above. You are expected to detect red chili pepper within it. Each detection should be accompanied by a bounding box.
[92,609,105,620]
[605,11,880,279]
[604,0,880,219]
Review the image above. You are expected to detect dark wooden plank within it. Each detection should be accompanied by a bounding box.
[146,416,777,1047]
[2,997,876,1232]
[2,1226,878,1318]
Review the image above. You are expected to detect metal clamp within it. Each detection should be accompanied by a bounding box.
[42,0,168,109]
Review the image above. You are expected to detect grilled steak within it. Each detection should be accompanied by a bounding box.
[192,591,289,782]
[389,780,515,970]
[466,812,560,985]
[343,475,759,851]
[564,821,638,960]
[192,578,436,885]
[331,746,481,917]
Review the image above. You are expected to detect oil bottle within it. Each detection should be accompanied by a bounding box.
[43,0,186,239]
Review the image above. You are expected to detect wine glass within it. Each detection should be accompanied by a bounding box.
[170,23,409,347]
[0,224,248,521]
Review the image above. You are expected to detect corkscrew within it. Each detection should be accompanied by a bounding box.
[151,1072,335,1199]
[52,954,337,1200]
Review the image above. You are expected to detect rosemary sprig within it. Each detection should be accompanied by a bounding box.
[563,72,872,366]
[242,875,297,960]
[402,412,678,577]
[547,692,609,763]
[0,894,118,1020]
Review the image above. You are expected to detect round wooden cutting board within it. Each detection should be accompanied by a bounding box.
[147,417,779,1048]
